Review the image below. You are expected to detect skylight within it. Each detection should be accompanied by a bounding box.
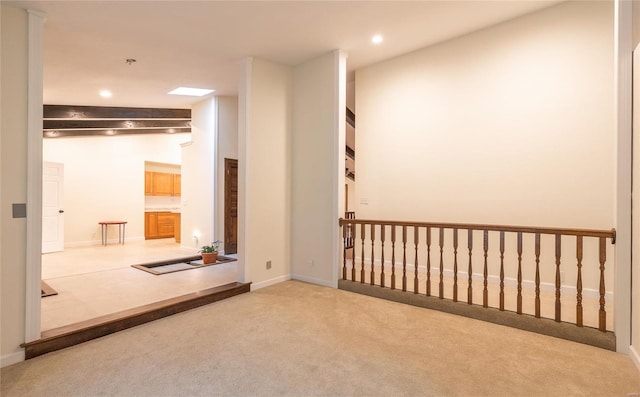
[168,87,215,97]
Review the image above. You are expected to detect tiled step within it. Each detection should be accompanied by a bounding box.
[22,282,251,359]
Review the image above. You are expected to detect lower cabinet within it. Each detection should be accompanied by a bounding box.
[145,212,175,239]
[174,213,181,243]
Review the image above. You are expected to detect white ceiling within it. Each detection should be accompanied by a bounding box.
[7,0,561,109]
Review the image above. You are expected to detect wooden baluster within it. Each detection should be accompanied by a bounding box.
[467,229,473,305]
[426,227,432,297]
[453,228,458,302]
[483,230,488,308]
[439,228,444,299]
[351,222,357,281]
[360,223,366,284]
[414,226,419,293]
[576,235,583,327]
[598,237,607,331]
[534,233,541,318]
[370,224,376,286]
[555,234,562,322]
[499,231,505,311]
[342,222,347,280]
[391,225,396,290]
[402,226,408,292]
[380,225,386,288]
[517,232,523,314]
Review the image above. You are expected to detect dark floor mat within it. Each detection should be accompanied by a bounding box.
[132,255,236,275]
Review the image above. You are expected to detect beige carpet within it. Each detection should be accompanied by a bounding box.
[2,280,639,396]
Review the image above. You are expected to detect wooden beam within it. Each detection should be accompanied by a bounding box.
[44,128,191,138]
[44,119,192,130]
[44,105,191,119]
[346,107,355,127]
[346,145,355,160]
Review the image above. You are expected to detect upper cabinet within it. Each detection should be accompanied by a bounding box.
[173,174,181,196]
[145,171,181,196]
[144,171,153,195]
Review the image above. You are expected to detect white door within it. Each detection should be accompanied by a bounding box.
[42,162,64,253]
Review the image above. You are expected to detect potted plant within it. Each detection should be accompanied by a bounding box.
[199,240,221,264]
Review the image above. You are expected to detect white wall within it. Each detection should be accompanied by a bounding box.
[181,97,216,250]
[356,1,614,230]
[216,96,238,253]
[632,44,640,370]
[290,50,346,287]
[353,1,615,321]
[238,58,292,288]
[43,133,187,246]
[1,4,28,366]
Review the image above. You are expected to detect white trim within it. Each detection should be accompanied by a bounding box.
[250,274,291,291]
[332,49,348,290]
[25,8,45,344]
[237,57,252,284]
[292,273,336,288]
[630,345,640,373]
[614,0,633,354]
[1,351,25,368]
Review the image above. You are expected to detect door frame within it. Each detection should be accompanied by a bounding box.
[224,158,238,254]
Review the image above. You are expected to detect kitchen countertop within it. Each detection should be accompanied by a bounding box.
[145,208,181,213]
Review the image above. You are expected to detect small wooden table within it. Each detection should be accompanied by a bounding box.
[99,221,127,245]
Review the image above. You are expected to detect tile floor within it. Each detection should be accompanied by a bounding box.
[41,238,238,331]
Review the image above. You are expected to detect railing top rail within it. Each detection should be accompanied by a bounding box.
[338,218,616,243]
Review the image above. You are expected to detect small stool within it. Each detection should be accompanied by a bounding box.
[99,221,127,245]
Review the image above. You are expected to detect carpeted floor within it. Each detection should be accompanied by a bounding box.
[2,280,639,396]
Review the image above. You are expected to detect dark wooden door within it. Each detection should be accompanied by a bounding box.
[224,158,238,254]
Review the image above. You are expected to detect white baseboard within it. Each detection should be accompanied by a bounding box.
[292,274,336,288]
[1,350,25,368]
[630,345,640,373]
[250,274,291,291]
[65,236,144,248]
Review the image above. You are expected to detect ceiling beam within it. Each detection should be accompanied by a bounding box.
[44,105,191,120]
[43,119,191,130]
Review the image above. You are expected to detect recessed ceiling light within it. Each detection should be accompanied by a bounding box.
[99,90,112,98]
[372,34,383,45]
[168,87,215,97]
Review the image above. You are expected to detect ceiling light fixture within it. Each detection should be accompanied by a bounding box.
[372,34,383,45]
[99,90,112,98]
[168,87,215,97]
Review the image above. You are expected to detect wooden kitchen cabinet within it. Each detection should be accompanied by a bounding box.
[144,172,153,195]
[157,212,174,237]
[174,213,181,243]
[152,172,173,196]
[145,211,175,239]
[144,172,181,196]
[172,174,181,196]
[145,212,158,239]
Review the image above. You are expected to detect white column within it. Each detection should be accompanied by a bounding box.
[614,0,632,354]
[25,8,45,343]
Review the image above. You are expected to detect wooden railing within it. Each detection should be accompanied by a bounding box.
[339,218,616,332]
